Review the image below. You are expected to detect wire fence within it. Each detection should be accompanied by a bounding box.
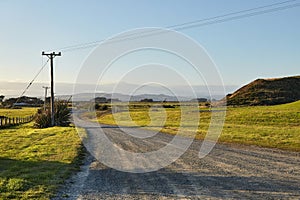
[0,115,35,128]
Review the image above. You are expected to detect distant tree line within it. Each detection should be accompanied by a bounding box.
[0,96,44,108]
[94,97,121,103]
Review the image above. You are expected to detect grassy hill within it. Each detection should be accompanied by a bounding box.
[226,75,300,106]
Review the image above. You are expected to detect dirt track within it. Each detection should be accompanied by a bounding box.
[54,117,300,199]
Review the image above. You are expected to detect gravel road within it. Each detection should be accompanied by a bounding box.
[54,115,300,199]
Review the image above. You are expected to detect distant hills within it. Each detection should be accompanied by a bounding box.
[0,81,237,100]
[68,92,190,102]
[3,76,300,106]
[226,75,300,106]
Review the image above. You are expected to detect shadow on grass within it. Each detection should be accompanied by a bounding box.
[0,157,78,199]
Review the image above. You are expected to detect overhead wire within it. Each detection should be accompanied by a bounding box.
[78,1,300,49]
[54,0,299,52]
[13,58,50,106]
[175,2,300,31]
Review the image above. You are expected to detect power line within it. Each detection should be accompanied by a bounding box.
[70,2,300,51]
[13,58,50,106]
[101,0,299,46]
[176,2,300,31]
[52,0,299,52]
[50,40,104,52]
[56,0,297,51]
[80,2,300,50]
[170,0,298,28]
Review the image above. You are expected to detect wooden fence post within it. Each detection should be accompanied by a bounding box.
[0,114,35,128]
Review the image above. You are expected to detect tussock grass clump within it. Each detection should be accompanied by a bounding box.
[34,100,71,128]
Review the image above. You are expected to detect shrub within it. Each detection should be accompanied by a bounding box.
[34,100,71,128]
[94,104,109,111]
[34,111,51,128]
[54,100,71,126]
[163,104,175,108]
[141,98,153,102]
[94,103,100,110]
[99,104,108,111]
[205,102,211,107]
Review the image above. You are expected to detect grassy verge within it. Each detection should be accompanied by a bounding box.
[0,122,83,199]
[97,101,300,151]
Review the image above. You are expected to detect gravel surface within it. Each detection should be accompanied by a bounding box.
[53,115,300,200]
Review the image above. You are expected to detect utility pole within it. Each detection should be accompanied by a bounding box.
[42,86,50,111]
[42,52,61,126]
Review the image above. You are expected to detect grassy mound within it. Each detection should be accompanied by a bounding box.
[226,75,300,106]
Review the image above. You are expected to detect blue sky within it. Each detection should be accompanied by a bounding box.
[0,0,299,96]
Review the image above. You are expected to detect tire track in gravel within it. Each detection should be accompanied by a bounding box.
[215,152,300,179]
[54,114,300,199]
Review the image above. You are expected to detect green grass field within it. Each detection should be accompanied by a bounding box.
[0,107,38,118]
[0,119,83,199]
[98,101,300,151]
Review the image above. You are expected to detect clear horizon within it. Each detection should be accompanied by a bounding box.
[0,80,240,98]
